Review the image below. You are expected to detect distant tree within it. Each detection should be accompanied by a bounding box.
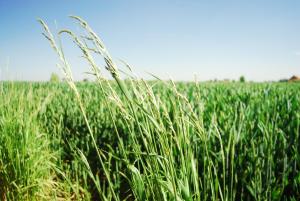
[83,78,89,82]
[50,73,60,83]
[239,76,246,83]
[279,79,288,83]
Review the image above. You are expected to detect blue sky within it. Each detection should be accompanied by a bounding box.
[0,0,299,81]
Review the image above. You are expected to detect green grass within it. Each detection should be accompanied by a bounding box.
[1,81,299,200]
[0,16,300,200]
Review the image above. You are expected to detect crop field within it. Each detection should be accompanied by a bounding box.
[0,81,299,200]
[1,17,300,201]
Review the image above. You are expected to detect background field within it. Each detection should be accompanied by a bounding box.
[0,81,299,200]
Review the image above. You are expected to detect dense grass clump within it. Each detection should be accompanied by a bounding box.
[0,83,56,200]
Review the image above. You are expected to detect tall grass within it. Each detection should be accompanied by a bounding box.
[0,16,299,200]
[0,83,56,200]
[36,16,300,201]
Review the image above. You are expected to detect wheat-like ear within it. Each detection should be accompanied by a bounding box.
[37,18,59,53]
[38,18,119,201]
[37,19,75,84]
[68,16,120,77]
[69,15,105,49]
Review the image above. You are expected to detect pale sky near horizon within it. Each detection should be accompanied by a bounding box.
[0,0,300,81]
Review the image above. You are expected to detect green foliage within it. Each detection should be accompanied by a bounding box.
[1,81,300,200]
[239,76,246,83]
[50,73,60,83]
[30,16,300,200]
[0,83,56,200]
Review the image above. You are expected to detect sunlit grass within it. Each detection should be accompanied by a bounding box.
[0,17,299,200]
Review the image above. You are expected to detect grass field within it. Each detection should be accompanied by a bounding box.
[0,17,300,200]
[1,81,299,200]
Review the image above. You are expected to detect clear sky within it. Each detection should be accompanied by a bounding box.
[0,0,299,81]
